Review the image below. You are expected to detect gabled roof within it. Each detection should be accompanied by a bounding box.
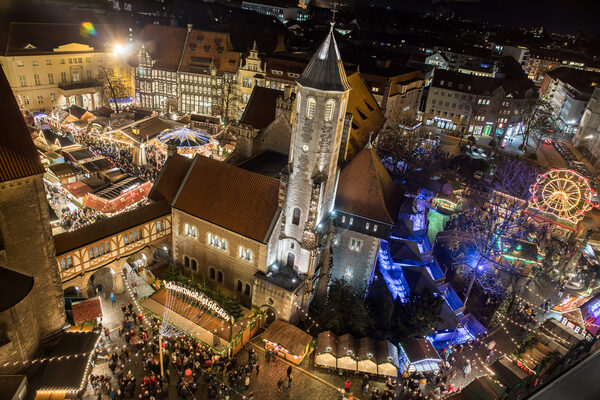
[403,338,441,363]
[240,86,284,129]
[137,25,188,71]
[296,27,350,92]
[0,265,34,312]
[149,154,194,204]
[0,68,45,183]
[335,147,402,224]
[71,297,103,324]
[262,319,313,357]
[173,155,281,243]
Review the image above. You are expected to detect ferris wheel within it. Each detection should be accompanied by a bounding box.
[529,169,594,223]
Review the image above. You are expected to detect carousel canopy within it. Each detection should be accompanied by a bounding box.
[157,127,212,148]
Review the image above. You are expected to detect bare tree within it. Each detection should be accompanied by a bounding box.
[217,77,243,124]
[99,66,132,113]
[448,155,543,302]
[375,125,448,179]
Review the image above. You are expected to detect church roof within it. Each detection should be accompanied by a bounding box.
[0,265,34,312]
[149,154,194,204]
[0,68,45,183]
[173,155,281,243]
[335,147,402,224]
[296,27,351,92]
[240,86,284,129]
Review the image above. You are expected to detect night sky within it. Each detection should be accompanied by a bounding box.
[374,0,600,35]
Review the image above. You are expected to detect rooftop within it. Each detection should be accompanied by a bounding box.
[240,86,284,130]
[237,150,288,179]
[149,154,194,204]
[173,155,281,243]
[0,67,45,183]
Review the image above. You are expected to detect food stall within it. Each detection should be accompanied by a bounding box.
[262,319,313,365]
[357,336,377,374]
[315,331,338,369]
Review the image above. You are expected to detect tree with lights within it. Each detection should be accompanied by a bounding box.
[449,155,542,303]
[375,124,449,179]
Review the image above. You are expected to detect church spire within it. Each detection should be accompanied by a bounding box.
[296,28,350,92]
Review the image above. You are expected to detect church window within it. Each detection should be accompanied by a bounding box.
[296,92,301,113]
[218,271,223,283]
[341,215,346,223]
[191,259,198,271]
[292,208,300,225]
[373,224,378,232]
[210,267,216,280]
[237,280,243,292]
[349,217,354,225]
[324,100,335,122]
[244,284,251,296]
[340,99,347,121]
[349,238,362,252]
[184,256,190,267]
[365,222,370,230]
[306,98,316,120]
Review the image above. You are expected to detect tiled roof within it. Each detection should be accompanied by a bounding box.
[173,155,281,243]
[149,154,194,204]
[431,69,534,99]
[138,25,188,71]
[240,86,284,129]
[47,162,81,178]
[297,28,351,92]
[54,199,170,255]
[122,116,174,140]
[179,30,240,75]
[335,147,402,224]
[403,338,441,363]
[68,105,87,120]
[262,319,313,357]
[0,265,34,312]
[71,297,103,324]
[343,72,384,161]
[265,56,306,81]
[0,68,45,183]
[64,181,92,198]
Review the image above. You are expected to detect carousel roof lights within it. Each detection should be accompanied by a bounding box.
[157,127,213,149]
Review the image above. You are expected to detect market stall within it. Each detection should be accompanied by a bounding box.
[315,331,338,369]
[357,336,377,374]
[398,338,442,373]
[375,340,400,377]
[262,319,313,365]
[336,334,358,371]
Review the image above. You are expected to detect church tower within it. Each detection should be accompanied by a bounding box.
[279,26,351,278]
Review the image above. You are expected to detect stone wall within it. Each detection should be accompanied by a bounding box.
[331,229,380,291]
[0,175,66,340]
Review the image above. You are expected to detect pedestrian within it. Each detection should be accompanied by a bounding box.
[105,328,111,341]
[265,349,272,362]
[344,379,352,392]
[244,373,250,389]
[133,287,138,299]
[255,363,261,375]
[286,374,292,389]
[287,365,292,378]
[277,377,284,392]
[110,291,115,305]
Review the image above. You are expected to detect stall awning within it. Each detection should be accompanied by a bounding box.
[262,319,312,357]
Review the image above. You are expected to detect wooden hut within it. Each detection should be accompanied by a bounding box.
[336,334,358,371]
[262,319,313,365]
[376,340,400,377]
[315,331,338,369]
[357,336,377,374]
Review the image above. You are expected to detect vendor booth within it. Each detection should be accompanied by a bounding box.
[262,319,313,365]
[336,334,358,371]
[315,331,338,369]
[375,340,400,377]
[357,337,377,374]
[552,294,600,339]
[398,338,442,373]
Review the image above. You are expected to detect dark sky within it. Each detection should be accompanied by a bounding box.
[374,0,599,35]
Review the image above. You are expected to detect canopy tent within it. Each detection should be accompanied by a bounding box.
[262,319,313,364]
[315,331,338,369]
[399,338,442,373]
[336,334,358,371]
[376,340,400,377]
[357,336,377,374]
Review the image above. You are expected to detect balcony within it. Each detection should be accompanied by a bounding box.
[58,80,103,92]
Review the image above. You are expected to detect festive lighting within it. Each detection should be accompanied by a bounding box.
[529,169,594,224]
[163,281,232,322]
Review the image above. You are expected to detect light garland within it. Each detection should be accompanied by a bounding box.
[164,281,232,322]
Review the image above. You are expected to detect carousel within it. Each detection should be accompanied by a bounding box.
[156,127,235,160]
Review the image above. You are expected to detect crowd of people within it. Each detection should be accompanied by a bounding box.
[45,181,108,231]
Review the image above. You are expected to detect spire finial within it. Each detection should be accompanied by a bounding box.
[331,2,338,28]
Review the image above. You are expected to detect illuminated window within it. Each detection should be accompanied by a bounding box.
[324,100,335,122]
[306,97,316,120]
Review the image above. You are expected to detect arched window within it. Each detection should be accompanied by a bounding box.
[191,259,197,271]
[306,97,316,120]
[340,98,347,121]
[184,256,190,267]
[184,223,189,235]
[324,100,335,122]
[208,233,213,245]
[296,92,301,113]
[244,284,251,296]
[247,250,253,262]
[292,208,300,225]
[218,271,223,283]
[210,267,216,280]
[222,239,228,251]
[286,252,295,268]
[237,280,243,292]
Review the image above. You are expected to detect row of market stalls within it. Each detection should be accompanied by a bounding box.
[314,331,400,377]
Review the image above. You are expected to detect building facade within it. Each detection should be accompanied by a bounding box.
[574,87,600,167]
[0,22,133,113]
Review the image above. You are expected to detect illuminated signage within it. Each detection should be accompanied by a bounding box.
[164,281,232,322]
[589,300,600,318]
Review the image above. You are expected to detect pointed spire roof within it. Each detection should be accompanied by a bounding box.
[296,26,351,92]
[335,147,403,224]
